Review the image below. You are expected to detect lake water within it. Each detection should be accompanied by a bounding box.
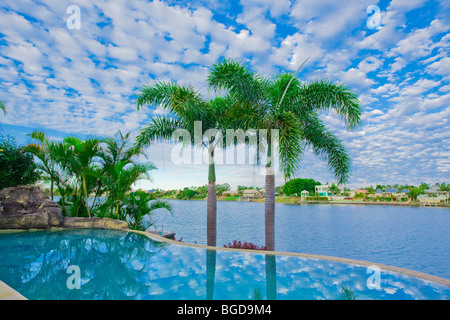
[151,200,450,279]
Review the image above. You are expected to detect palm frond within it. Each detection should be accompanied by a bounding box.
[297,79,361,129]
[135,116,184,148]
[300,112,351,184]
[208,58,267,106]
[148,200,173,214]
[274,110,304,179]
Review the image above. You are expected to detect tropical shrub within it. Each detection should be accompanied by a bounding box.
[305,196,329,201]
[120,190,172,231]
[0,134,40,189]
[282,178,321,196]
[26,130,154,218]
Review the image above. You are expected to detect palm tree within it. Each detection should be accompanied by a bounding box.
[58,136,104,217]
[208,59,361,250]
[135,81,231,247]
[25,131,76,214]
[0,101,5,115]
[98,131,154,217]
[100,160,152,216]
[26,131,59,200]
[121,190,172,231]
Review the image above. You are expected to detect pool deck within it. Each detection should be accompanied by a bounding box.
[0,227,449,300]
[0,281,27,300]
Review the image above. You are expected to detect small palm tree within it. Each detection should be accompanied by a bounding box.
[98,131,154,217]
[208,59,361,250]
[135,81,231,246]
[121,190,172,231]
[100,160,153,217]
[58,136,104,217]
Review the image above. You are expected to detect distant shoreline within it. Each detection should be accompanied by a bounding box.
[157,197,450,208]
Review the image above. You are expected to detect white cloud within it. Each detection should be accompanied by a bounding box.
[290,0,373,40]
[270,33,324,70]
[388,19,449,61]
[1,0,449,188]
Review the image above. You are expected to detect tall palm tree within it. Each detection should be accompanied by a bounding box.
[26,131,60,200]
[0,101,6,115]
[208,59,361,250]
[25,131,75,213]
[135,81,230,246]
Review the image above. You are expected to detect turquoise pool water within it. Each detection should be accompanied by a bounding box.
[0,229,449,300]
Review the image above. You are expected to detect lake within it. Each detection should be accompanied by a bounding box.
[151,200,450,279]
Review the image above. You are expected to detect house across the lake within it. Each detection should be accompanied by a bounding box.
[315,184,333,198]
[243,189,264,198]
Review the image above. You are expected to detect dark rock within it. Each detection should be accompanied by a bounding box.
[0,185,63,229]
[0,186,128,230]
[62,216,128,230]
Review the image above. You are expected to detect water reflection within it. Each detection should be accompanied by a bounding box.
[0,229,449,300]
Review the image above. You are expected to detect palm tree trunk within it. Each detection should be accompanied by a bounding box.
[115,200,120,216]
[207,145,217,247]
[265,136,275,251]
[50,179,54,201]
[82,176,91,218]
[265,166,275,251]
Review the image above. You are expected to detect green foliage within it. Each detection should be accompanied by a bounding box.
[0,101,6,115]
[208,59,361,183]
[177,187,198,200]
[26,130,153,218]
[328,183,341,195]
[282,178,321,196]
[407,187,424,201]
[120,190,172,231]
[216,183,230,196]
[305,196,329,201]
[336,286,358,300]
[0,134,40,189]
[354,192,365,199]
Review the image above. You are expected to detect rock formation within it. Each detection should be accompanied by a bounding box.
[0,185,128,230]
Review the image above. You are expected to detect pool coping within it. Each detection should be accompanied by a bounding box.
[0,280,27,300]
[0,227,449,300]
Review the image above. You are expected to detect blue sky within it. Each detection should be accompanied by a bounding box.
[0,0,449,190]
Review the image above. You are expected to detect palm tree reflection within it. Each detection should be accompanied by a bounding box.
[206,249,216,300]
[265,254,277,300]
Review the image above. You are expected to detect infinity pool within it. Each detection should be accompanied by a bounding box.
[0,229,449,300]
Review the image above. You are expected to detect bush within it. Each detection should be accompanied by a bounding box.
[224,240,266,251]
[306,196,329,201]
[0,134,40,189]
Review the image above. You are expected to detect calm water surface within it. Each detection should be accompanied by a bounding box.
[152,200,450,279]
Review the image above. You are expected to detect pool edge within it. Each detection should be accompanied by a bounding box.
[131,229,450,288]
[0,281,27,300]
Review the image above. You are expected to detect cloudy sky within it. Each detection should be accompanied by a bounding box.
[0,0,449,190]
